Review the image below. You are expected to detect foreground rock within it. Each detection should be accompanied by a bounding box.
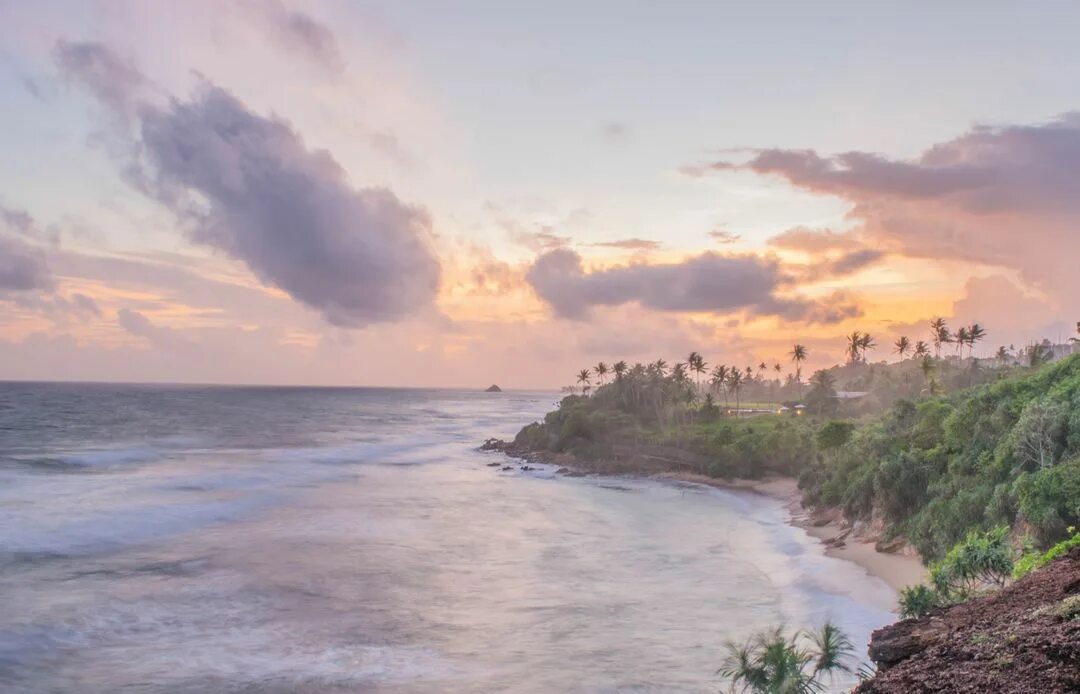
[857,547,1080,693]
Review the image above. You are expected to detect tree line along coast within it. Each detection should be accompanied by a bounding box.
[488,317,1080,690]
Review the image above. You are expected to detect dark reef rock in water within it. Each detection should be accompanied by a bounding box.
[485,384,502,392]
[857,547,1080,693]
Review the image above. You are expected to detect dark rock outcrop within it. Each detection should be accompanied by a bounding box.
[485,384,502,392]
[857,547,1080,693]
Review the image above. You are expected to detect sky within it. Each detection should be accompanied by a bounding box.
[1,0,1078,388]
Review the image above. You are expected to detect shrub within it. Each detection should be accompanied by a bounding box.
[1016,458,1080,544]
[898,584,939,619]
[929,526,1014,600]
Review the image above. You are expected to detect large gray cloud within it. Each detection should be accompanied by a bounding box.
[58,41,440,327]
[691,113,1080,306]
[525,248,859,323]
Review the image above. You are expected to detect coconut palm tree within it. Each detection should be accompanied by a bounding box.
[688,352,707,391]
[930,317,950,358]
[576,369,591,395]
[858,333,876,362]
[845,331,863,365]
[894,336,911,361]
[806,369,837,415]
[710,365,730,409]
[968,323,986,358]
[955,326,970,358]
[995,345,1009,367]
[719,622,853,694]
[653,358,668,377]
[913,340,930,359]
[727,367,745,417]
[594,362,609,386]
[790,344,808,398]
[919,355,935,388]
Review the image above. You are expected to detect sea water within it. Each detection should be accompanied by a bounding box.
[0,383,895,692]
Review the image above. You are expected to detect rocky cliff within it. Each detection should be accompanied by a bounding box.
[857,547,1080,693]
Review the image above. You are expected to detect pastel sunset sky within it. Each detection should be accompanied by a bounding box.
[1,1,1078,387]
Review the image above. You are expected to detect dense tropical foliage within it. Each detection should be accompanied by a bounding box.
[800,353,1080,560]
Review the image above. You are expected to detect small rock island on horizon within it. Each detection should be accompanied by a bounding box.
[485,384,502,392]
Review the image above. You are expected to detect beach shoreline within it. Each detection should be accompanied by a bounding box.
[483,440,928,595]
[652,472,928,593]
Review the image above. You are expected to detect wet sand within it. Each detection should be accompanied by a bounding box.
[655,473,928,593]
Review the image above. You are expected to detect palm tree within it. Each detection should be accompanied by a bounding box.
[727,367,745,417]
[594,362,609,386]
[688,352,707,391]
[653,359,668,377]
[845,331,863,365]
[955,327,970,358]
[894,336,911,361]
[719,623,854,693]
[807,369,837,415]
[994,345,1009,367]
[672,362,689,388]
[913,340,930,359]
[710,365,730,410]
[930,317,951,358]
[919,355,935,390]
[576,369,591,395]
[790,344,808,398]
[858,333,876,362]
[968,323,986,358]
[774,362,782,378]
[613,360,628,381]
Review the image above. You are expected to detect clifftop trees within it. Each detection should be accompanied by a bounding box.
[790,344,808,397]
[895,336,912,361]
[931,317,951,358]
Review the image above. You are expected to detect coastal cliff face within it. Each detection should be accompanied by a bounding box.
[857,547,1080,693]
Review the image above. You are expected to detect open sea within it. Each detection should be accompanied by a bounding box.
[0,382,896,692]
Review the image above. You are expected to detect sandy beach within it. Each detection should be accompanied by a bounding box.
[655,472,928,593]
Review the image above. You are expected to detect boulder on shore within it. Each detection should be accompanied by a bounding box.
[485,384,502,392]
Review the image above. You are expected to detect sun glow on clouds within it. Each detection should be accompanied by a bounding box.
[1,3,1077,386]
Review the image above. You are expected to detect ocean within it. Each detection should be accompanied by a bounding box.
[0,382,895,692]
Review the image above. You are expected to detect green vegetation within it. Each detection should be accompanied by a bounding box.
[801,353,1080,560]
[898,526,1014,618]
[517,389,817,479]
[529,352,1080,565]
[1013,528,1080,580]
[528,323,1080,605]
[898,584,938,619]
[718,623,853,693]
